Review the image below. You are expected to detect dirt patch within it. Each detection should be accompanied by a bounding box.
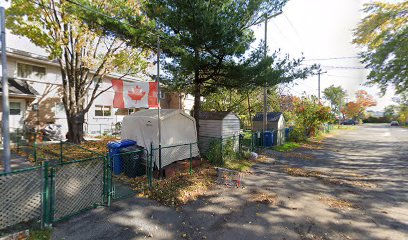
[319,196,355,210]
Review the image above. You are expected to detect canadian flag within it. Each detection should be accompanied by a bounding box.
[111,79,159,108]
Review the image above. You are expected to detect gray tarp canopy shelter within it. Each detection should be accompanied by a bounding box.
[252,112,286,145]
[121,109,199,167]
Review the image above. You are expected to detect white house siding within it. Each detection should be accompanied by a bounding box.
[2,32,194,137]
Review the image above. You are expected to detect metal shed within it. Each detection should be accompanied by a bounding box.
[198,111,240,153]
[252,112,286,145]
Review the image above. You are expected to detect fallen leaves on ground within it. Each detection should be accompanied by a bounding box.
[282,166,376,189]
[283,166,324,178]
[12,137,116,163]
[125,163,217,207]
[250,191,278,205]
[281,152,316,160]
[300,142,323,150]
[319,196,355,210]
[255,155,273,163]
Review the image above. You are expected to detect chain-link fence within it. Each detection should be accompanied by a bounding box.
[150,143,199,177]
[0,166,43,236]
[52,156,106,222]
[0,147,107,237]
[198,136,240,165]
[108,148,149,200]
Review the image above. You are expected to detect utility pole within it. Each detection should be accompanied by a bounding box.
[317,70,327,102]
[262,14,268,135]
[1,7,11,173]
[262,11,282,137]
[156,36,162,178]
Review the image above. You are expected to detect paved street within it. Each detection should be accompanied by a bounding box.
[53,124,408,240]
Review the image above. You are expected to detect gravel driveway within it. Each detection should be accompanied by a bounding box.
[53,124,408,240]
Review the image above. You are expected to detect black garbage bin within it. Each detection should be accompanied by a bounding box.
[119,145,146,178]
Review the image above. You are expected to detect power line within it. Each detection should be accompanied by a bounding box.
[282,13,304,50]
[270,19,303,53]
[301,64,366,70]
[303,56,360,61]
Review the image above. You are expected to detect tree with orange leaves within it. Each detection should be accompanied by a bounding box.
[344,90,377,120]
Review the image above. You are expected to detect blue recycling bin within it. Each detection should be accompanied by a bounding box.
[285,128,290,140]
[263,131,273,147]
[107,139,137,175]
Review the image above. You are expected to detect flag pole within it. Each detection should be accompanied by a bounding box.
[156,35,162,178]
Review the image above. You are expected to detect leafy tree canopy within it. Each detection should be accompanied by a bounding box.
[71,0,318,130]
[353,1,408,94]
[7,0,150,143]
[323,85,347,113]
[344,90,377,120]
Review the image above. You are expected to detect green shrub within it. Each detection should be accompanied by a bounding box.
[205,138,238,166]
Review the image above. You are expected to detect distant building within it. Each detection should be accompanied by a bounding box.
[252,112,286,145]
[197,111,240,153]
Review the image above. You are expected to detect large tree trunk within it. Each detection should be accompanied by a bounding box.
[247,92,252,130]
[193,80,201,134]
[66,112,85,144]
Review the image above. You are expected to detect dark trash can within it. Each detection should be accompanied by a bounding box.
[107,139,137,175]
[285,128,290,140]
[263,131,273,147]
[120,145,146,178]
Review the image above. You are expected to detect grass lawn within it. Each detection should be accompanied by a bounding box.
[29,229,51,240]
[272,142,300,152]
[224,158,255,172]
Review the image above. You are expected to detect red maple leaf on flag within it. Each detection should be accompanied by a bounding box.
[128,85,146,101]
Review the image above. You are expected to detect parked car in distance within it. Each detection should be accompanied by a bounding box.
[390,121,399,126]
[341,119,356,125]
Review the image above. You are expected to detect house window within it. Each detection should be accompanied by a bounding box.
[17,63,46,81]
[10,102,21,115]
[54,103,66,118]
[95,105,112,117]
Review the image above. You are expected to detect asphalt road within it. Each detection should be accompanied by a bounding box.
[53,124,408,240]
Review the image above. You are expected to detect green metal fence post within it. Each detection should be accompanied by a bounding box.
[220,137,224,165]
[107,153,112,207]
[16,128,20,151]
[159,144,163,178]
[49,166,55,224]
[33,140,37,163]
[102,155,107,204]
[59,140,63,162]
[42,161,49,227]
[149,142,153,189]
[239,134,242,154]
[189,143,193,175]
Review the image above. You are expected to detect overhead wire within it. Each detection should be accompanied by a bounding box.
[282,12,305,51]
[303,56,360,61]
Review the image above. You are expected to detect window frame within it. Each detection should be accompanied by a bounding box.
[16,61,46,81]
[94,105,112,117]
[10,101,22,115]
